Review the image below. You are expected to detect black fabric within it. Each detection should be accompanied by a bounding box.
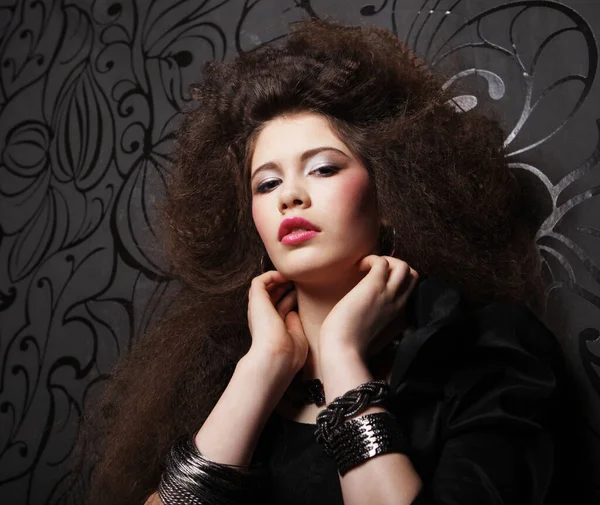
[252,275,575,505]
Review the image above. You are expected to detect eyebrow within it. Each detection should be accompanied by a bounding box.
[250,146,350,182]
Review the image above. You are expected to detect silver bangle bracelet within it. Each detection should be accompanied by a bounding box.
[158,434,268,505]
[314,380,410,475]
[330,412,410,476]
[315,379,390,456]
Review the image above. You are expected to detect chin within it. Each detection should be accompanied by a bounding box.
[278,257,354,284]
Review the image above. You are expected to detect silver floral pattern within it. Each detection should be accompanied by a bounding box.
[0,1,598,503]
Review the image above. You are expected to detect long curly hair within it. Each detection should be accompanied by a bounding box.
[71,16,551,505]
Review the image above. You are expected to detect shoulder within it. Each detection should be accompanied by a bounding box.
[447,298,566,405]
[389,275,566,434]
[385,276,572,504]
[442,300,564,437]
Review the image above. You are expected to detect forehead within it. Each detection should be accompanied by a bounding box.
[250,112,345,169]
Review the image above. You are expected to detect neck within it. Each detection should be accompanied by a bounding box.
[291,266,370,382]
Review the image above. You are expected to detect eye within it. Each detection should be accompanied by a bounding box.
[256,179,279,194]
[312,165,338,176]
[254,165,339,194]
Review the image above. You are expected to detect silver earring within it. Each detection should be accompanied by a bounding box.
[260,252,273,273]
[380,224,396,257]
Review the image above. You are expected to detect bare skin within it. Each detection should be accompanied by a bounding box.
[144,261,416,505]
[144,112,421,504]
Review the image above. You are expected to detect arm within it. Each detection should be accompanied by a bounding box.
[194,349,294,466]
[320,345,558,505]
[144,349,295,505]
[320,303,562,505]
[143,493,164,505]
[320,345,423,505]
[409,429,555,504]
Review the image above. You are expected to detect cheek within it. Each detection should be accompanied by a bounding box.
[333,173,376,218]
[251,201,268,240]
[252,200,263,233]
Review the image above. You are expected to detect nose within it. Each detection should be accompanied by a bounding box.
[278,178,311,212]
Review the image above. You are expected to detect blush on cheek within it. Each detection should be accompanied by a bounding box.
[252,203,262,234]
[337,172,375,215]
[251,204,268,241]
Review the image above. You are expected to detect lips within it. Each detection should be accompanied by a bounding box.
[278,216,320,242]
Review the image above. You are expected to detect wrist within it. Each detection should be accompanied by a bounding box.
[241,348,297,385]
[319,346,375,403]
[319,340,362,366]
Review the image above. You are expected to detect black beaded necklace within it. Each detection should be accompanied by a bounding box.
[282,337,406,408]
[283,374,326,407]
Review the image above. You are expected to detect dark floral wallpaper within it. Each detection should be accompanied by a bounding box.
[0,0,599,504]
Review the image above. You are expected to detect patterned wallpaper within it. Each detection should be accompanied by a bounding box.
[0,0,598,503]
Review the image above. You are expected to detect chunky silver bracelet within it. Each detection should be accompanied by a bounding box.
[315,379,389,457]
[158,434,268,505]
[330,411,410,476]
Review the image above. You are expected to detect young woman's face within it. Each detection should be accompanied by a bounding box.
[250,112,380,283]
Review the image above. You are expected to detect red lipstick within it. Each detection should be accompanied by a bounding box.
[279,217,320,244]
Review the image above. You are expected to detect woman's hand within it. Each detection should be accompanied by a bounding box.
[247,270,308,375]
[320,255,419,360]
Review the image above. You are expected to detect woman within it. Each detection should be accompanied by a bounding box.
[72,16,575,505]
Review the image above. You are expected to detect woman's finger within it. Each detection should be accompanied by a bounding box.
[381,257,411,299]
[276,289,297,319]
[268,281,294,303]
[253,270,287,292]
[393,267,419,305]
[261,270,290,288]
[252,271,291,299]
[357,255,390,288]
[357,254,388,272]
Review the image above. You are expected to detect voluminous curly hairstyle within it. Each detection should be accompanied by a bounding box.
[71,16,549,505]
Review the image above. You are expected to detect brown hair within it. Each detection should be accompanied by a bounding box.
[71,16,549,505]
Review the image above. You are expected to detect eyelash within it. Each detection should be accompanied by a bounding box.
[255,165,339,194]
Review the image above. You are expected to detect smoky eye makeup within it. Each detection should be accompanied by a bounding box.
[250,146,353,193]
[253,159,343,194]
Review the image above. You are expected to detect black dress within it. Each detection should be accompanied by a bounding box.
[251,275,578,505]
